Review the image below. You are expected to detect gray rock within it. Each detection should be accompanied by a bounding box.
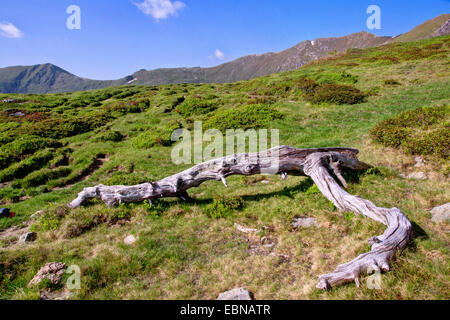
[124,235,137,245]
[261,236,276,248]
[8,111,25,117]
[234,223,260,234]
[430,203,450,223]
[20,232,37,243]
[28,262,66,287]
[291,217,318,228]
[406,172,427,180]
[217,288,252,300]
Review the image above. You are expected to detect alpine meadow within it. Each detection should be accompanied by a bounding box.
[0,4,449,302]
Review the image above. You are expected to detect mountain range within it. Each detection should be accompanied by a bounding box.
[0,14,448,94]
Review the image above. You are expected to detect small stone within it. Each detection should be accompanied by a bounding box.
[406,172,427,180]
[234,223,260,234]
[430,203,450,223]
[124,235,137,245]
[261,236,276,248]
[291,217,318,229]
[217,288,252,300]
[20,232,37,243]
[40,289,74,300]
[261,180,270,184]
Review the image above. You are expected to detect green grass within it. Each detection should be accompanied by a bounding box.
[0,36,449,300]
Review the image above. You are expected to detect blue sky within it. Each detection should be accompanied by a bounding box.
[0,0,449,79]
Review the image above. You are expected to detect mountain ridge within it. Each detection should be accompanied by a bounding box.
[1,14,449,94]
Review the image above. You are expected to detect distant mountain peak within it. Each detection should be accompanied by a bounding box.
[0,14,448,94]
[393,13,450,42]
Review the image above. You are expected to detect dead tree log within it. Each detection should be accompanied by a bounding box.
[68,146,412,290]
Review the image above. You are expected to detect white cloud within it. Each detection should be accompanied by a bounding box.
[133,0,186,21]
[214,49,226,60]
[0,22,24,38]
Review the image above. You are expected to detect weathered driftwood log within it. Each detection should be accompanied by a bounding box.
[68,146,412,290]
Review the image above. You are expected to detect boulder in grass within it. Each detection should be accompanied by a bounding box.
[430,203,450,223]
[217,288,252,300]
[291,217,318,229]
[20,232,37,243]
[28,262,66,287]
[124,235,137,245]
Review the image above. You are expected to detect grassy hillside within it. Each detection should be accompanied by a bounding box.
[393,14,450,43]
[0,36,449,300]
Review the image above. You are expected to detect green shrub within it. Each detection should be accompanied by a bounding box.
[0,149,54,182]
[132,121,181,149]
[175,97,218,117]
[400,127,449,159]
[31,205,69,232]
[294,77,318,94]
[143,199,170,217]
[205,104,283,131]
[103,102,143,117]
[0,187,25,203]
[305,84,367,105]
[21,167,72,188]
[0,136,61,170]
[370,105,449,159]
[203,196,244,219]
[98,131,124,142]
[21,113,113,139]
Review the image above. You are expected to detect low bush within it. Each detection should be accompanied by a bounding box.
[103,102,144,117]
[205,104,283,131]
[132,121,182,149]
[21,113,113,139]
[144,199,170,217]
[31,205,69,232]
[305,83,367,105]
[294,77,318,94]
[370,105,449,159]
[203,196,244,219]
[21,167,72,188]
[175,97,218,117]
[0,149,54,182]
[0,136,61,170]
[0,187,25,203]
[98,131,124,142]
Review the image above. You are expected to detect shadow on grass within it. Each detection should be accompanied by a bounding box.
[405,220,429,253]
